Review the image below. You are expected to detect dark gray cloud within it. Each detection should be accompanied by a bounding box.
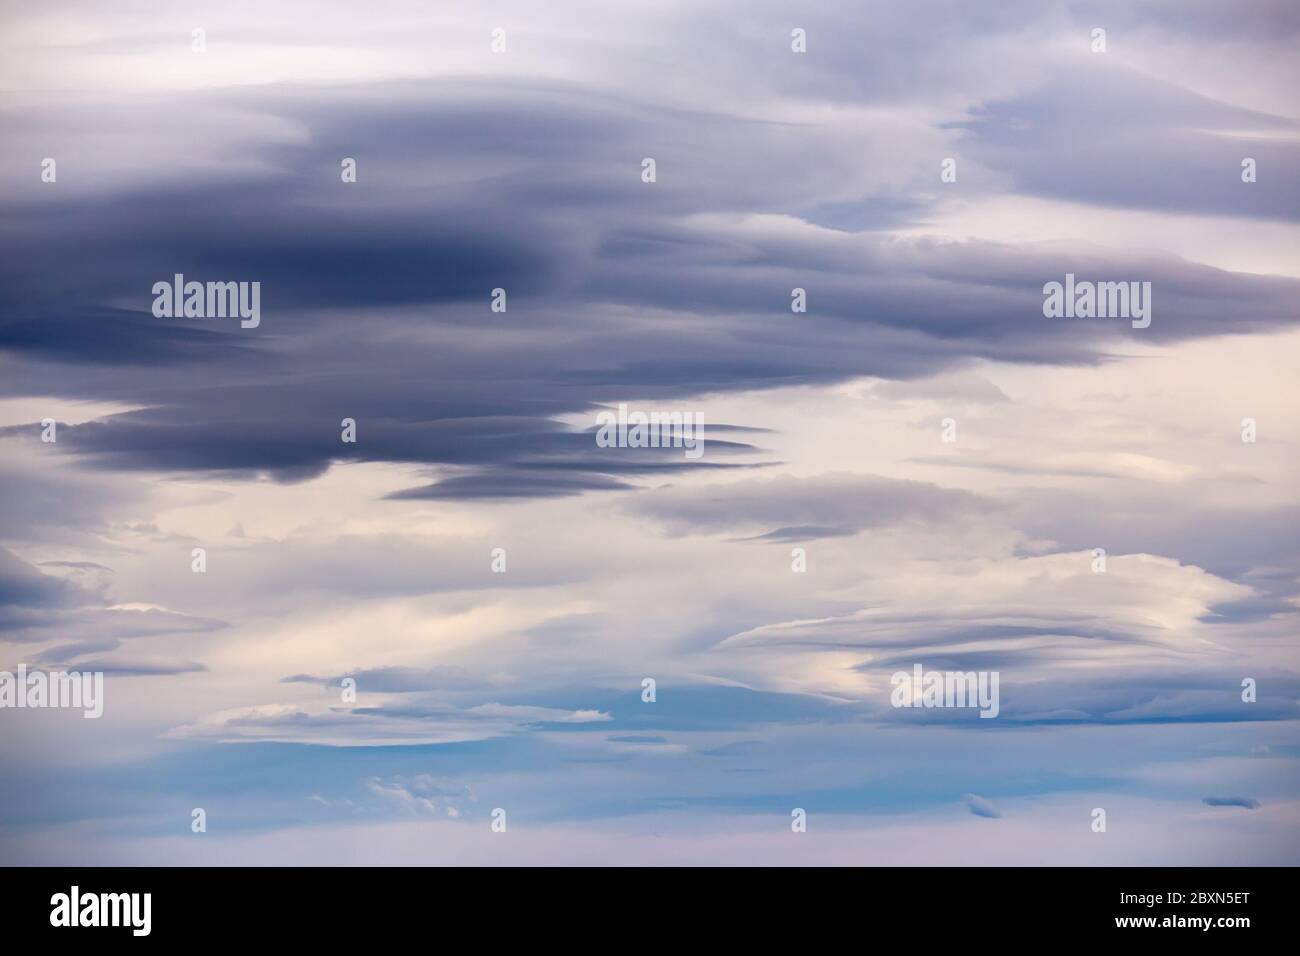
[69,658,208,677]
[3,78,1296,498]
[0,547,91,609]
[37,560,114,572]
[955,65,1300,221]
[0,547,225,659]
[0,0,1297,864]
[1202,796,1261,809]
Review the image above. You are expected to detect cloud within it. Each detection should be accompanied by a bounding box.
[607,735,669,745]
[71,658,208,677]
[166,698,611,747]
[1202,796,1261,809]
[364,775,475,818]
[4,78,1298,499]
[630,472,989,539]
[281,666,493,693]
[1,0,1298,865]
[0,547,86,609]
[955,64,1300,222]
[964,794,1002,818]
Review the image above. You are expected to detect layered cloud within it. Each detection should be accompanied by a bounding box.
[0,0,1297,864]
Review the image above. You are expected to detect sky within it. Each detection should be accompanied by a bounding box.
[1,0,1298,865]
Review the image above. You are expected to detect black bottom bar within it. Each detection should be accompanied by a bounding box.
[0,866,1285,941]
